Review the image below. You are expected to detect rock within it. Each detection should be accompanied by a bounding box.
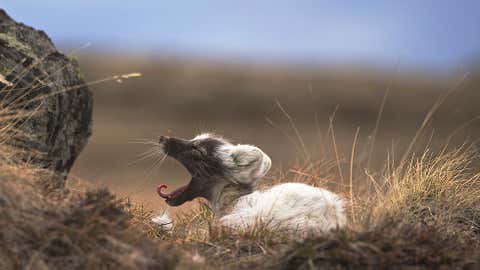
[0,9,93,187]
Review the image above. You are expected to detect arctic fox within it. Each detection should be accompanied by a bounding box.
[152,134,345,234]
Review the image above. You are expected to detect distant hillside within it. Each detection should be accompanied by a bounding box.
[76,53,480,128]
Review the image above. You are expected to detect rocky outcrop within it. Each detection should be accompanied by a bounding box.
[0,9,93,186]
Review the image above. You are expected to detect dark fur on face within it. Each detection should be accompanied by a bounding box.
[158,135,229,206]
[156,134,271,210]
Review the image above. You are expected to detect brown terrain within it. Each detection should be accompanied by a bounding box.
[3,8,480,269]
[71,53,480,213]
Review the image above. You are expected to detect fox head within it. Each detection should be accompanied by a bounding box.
[156,134,271,207]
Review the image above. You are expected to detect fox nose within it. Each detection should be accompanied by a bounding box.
[159,136,190,156]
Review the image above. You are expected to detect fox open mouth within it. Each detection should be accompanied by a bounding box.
[155,155,195,205]
[155,135,211,205]
[156,183,188,201]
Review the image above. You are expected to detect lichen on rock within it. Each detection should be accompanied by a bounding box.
[0,9,93,187]
[0,32,37,59]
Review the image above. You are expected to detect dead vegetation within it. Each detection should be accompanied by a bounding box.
[2,80,480,269]
[0,98,179,269]
[279,219,478,270]
[0,44,179,269]
[0,162,180,269]
[0,97,179,269]
[1,41,480,269]
[273,145,480,270]
[125,73,480,269]
[138,145,479,269]
[2,81,480,270]
[2,110,480,270]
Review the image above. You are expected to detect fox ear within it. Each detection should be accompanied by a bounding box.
[219,144,271,184]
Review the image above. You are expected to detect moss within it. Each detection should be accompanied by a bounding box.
[0,65,9,76]
[0,57,17,78]
[70,57,86,81]
[0,32,37,60]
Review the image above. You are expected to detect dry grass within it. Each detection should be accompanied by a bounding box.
[373,146,480,235]
[2,104,480,270]
[0,56,180,269]
[273,145,480,270]
[125,79,480,269]
[1,51,480,269]
[137,144,479,269]
[278,219,478,270]
[0,162,180,270]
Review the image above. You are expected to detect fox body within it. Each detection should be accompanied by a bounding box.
[153,134,345,234]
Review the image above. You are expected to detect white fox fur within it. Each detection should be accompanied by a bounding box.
[152,133,346,234]
[215,143,272,185]
[151,211,173,231]
[220,182,345,233]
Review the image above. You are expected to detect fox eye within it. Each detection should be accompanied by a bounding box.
[191,149,201,158]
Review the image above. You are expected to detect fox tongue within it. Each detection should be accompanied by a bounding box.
[157,184,188,200]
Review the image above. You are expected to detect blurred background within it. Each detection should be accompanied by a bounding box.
[3,1,480,211]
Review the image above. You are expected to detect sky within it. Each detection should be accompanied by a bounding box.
[2,1,480,71]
